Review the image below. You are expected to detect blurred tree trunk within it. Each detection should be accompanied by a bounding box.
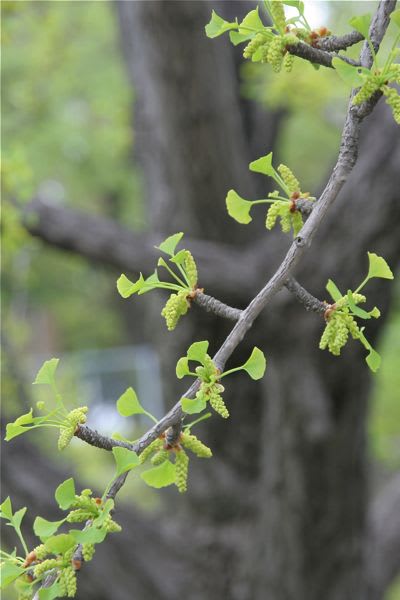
[6,2,400,600]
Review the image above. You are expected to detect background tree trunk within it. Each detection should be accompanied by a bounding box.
[4,2,400,599]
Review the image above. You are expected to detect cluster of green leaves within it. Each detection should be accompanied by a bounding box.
[333,10,400,123]
[138,429,212,494]
[176,341,266,418]
[205,1,331,73]
[0,478,123,600]
[226,151,314,237]
[5,359,88,452]
[117,233,200,331]
[112,383,215,493]
[320,253,394,372]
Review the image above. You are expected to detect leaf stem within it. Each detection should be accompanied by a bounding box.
[160,261,188,288]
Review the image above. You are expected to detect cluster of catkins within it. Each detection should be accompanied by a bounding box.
[353,65,400,124]
[243,32,297,72]
[194,353,229,418]
[266,164,311,236]
[20,490,121,598]
[319,294,365,356]
[58,407,88,451]
[26,546,77,598]
[66,488,120,533]
[242,1,295,72]
[161,250,198,331]
[382,85,400,125]
[140,430,212,493]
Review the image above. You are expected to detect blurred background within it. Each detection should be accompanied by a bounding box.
[1,1,400,599]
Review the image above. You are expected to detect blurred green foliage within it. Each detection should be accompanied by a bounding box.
[1,1,141,356]
[370,291,400,469]
[2,0,140,218]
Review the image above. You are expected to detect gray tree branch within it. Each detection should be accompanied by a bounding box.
[315,31,364,52]
[285,278,326,314]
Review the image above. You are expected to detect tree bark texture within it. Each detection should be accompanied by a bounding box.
[5,2,400,599]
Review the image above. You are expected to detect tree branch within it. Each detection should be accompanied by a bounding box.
[287,41,360,68]
[315,31,364,52]
[296,198,314,216]
[285,278,326,314]
[75,425,132,451]
[193,292,242,321]
[21,198,252,298]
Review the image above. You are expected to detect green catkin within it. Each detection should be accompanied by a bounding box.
[353,75,381,105]
[151,449,170,466]
[277,164,300,193]
[161,290,189,331]
[335,293,366,309]
[103,514,122,533]
[66,510,94,523]
[291,210,303,236]
[243,33,265,59]
[266,201,281,229]
[139,438,164,464]
[184,251,198,288]
[330,316,349,355]
[58,573,68,597]
[382,85,400,124]
[390,64,400,84]
[58,407,88,451]
[319,318,336,350]
[209,389,229,419]
[344,314,361,340]
[267,36,285,72]
[82,544,95,562]
[69,493,97,512]
[260,41,271,63]
[320,310,362,356]
[280,212,292,233]
[67,407,88,426]
[33,559,59,579]
[269,0,286,31]
[61,566,77,597]
[175,450,189,493]
[58,425,75,451]
[180,432,212,458]
[283,51,294,72]
[33,544,48,561]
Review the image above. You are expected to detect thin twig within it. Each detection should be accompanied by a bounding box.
[194,292,242,321]
[287,41,360,68]
[285,278,326,314]
[75,425,132,451]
